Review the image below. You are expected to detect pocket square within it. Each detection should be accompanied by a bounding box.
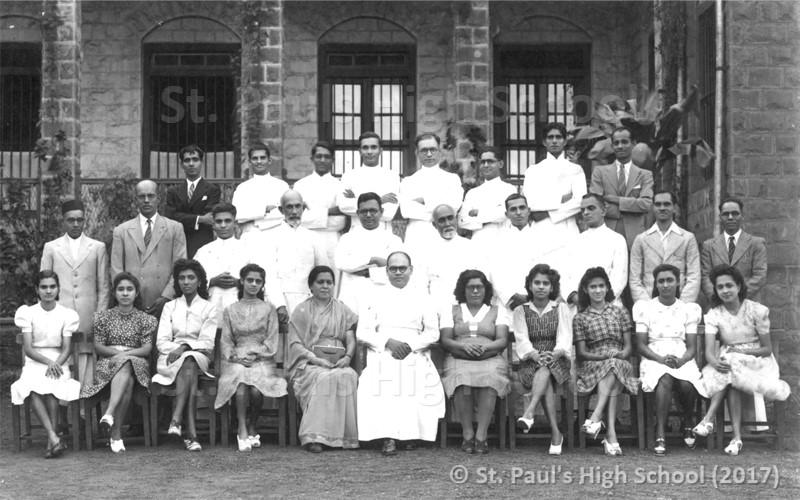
[633,185,641,189]
[201,195,207,201]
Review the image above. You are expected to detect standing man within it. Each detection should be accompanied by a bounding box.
[458,146,516,254]
[334,192,403,316]
[294,141,347,276]
[111,180,187,317]
[194,202,251,324]
[629,190,701,303]
[337,132,400,230]
[700,197,767,302]
[523,122,587,253]
[164,145,221,258]
[232,143,290,236]
[590,126,654,250]
[357,251,445,455]
[41,199,110,385]
[400,133,463,255]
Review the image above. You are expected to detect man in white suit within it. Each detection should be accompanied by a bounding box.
[41,199,110,386]
[111,180,187,318]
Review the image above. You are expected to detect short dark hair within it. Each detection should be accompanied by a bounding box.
[504,192,528,210]
[582,192,606,206]
[414,133,441,148]
[36,269,60,301]
[172,259,209,300]
[358,131,382,146]
[453,269,494,306]
[577,267,615,310]
[611,126,633,140]
[709,265,748,307]
[478,145,504,162]
[248,142,271,159]
[386,251,412,267]
[179,144,204,161]
[719,197,744,212]
[653,189,677,204]
[307,265,336,288]
[311,141,335,157]
[651,263,681,299]
[110,271,144,310]
[211,202,237,218]
[238,263,266,300]
[543,122,567,139]
[525,264,561,302]
[357,191,382,209]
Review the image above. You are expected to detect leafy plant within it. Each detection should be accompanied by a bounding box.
[0,182,42,316]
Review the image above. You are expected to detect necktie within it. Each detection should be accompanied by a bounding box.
[617,165,626,194]
[188,182,195,200]
[728,236,735,263]
[145,219,152,248]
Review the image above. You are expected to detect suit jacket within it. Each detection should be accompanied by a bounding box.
[40,234,110,338]
[700,231,767,301]
[164,178,221,258]
[110,215,187,309]
[590,163,654,250]
[629,224,701,303]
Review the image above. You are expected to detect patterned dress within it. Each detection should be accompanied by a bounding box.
[573,303,640,395]
[80,307,157,398]
[441,304,510,397]
[513,302,572,389]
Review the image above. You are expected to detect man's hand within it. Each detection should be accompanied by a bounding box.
[561,193,572,204]
[468,209,479,217]
[352,269,370,278]
[530,211,549,223]
[146,296,169,316]
[385,339,412,360]
[567,292,579,307]
[167,345,189,365]
[277,306,289,324]
[264,204,276,214]
[604,195,620,205]
[210,273,238,289]
[507,293,528,311]
[413,197,425,204]
[381,193,398,205]
[342,188,355,199]
[198,213,214,225]
[368,257,387,267]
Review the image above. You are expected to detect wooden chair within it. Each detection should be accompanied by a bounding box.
[577,355,646,451]
[507,336,574,450]
[11,331,83,452]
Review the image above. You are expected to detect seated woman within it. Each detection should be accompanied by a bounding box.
[214,264,288,452]
[80,272,157,453]
[633,264,706,456]
[151,259,217,452]
[11,270,81,458]
[440,269,509,455]
[692,265,790,456]
[287,266,359,453]
[573,267,640,456]
[512,264,571,455]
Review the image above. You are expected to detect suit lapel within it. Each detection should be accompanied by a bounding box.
[643,231,665,259]
[625,165,641,195]
[143,216,167,261]
[711,234,729,263]
[662,229,683,261]
[55,236,75,267]
[177,181,189,205]
[731,232,751,265]
[605,165,621,195]
[188,179,207,206]
[73,237,92,268]
[127,219,147,256]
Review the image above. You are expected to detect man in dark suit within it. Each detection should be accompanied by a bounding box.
[111,180,187,318]
[590,126,654,250]
[700,197,767,302]
[164,145,221,258]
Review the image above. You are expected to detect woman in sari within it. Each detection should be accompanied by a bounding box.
[287,266,359,453]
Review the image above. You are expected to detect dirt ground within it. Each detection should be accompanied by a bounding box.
[1,392,798,500]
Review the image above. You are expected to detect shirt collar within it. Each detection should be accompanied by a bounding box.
[139,212,158,225]
[646,222,683,236]
[547,152,566,161]
[616,161,631,173]
[186,177,202,186]
[724,229,742,245]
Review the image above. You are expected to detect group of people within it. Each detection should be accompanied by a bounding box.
[11,124,790,459]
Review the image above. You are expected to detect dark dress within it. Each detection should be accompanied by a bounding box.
[518,304,571,389]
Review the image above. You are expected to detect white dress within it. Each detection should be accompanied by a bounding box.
[356,285,445,441]
[11,304,81,404]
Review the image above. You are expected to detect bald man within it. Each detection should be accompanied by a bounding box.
[246,190,329,321]
[111,180,187,318]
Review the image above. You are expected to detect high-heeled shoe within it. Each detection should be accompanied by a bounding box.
[548,435,564,455]
[581,419,604,440]
[654,438,666,456]
[516,417,534,434]
[237,435,252,452]
[601,438,618,456]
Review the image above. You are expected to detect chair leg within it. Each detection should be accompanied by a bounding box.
[11,403,22,452]
[150,391,159,447]
[498,397,506,450]
[83,399,94,451]
[278,397,287,447]
[439,416,447,449]
[578,396,586,449]
[288,390,298,447]
[141,394,151,447]
[565,391,574,449]
[774,400,785,450]
[508,389,516,450]
[636,391,645,451]
[221,404,229,448]
[23,398,32,448]
[70,400,81,452]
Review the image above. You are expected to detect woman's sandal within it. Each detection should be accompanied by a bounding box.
[692,419,714,437]
[461,438,475,453]
[474,439,489,455]
[724,438,743,456]
[654,438,666,456]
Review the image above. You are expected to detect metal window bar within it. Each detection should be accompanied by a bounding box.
[1,72,41,180]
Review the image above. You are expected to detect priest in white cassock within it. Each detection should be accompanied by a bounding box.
[193,202,251,324]
[334,192,403,316]
[562,193,629,309]
[357,251,445,456]
[458,146,517,255]
[294,141,347,278]
[425,204,481,316]
[399,133,463,257]
[337,132,399,231]
[522,122,586,255]
[231,142,290,235]
[248,190,329,322]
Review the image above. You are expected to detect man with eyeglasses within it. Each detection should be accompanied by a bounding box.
[231,142,290,235]
[335,192,403,316]
[294,141,347,281]
[41,199,110,386]
[337,132,400,230]
[522,122,587,253]
[458,146,516,254]
[111,180,187,318]
[400,133,464,256]
[357,251,445,456]
[164,145,221,258]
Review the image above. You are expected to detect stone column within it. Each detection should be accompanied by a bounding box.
[453,0,491,167]
[240,0,284,178]
[40,0,81,195]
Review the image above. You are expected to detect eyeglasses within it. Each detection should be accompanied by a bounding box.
[721,211,741,218]
[479,159,500,166]
[182,156,202,164]
[358,208,380,216]
[65,217,85,224]
[417,148,439,156]
[388,266,409,274]
[467,285,485,292]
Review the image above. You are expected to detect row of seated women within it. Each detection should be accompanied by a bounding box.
[11,260,790,458]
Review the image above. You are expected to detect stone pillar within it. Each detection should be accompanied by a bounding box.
[240,0,284,179]
[40,0,81,195]
[453,0,491,168]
